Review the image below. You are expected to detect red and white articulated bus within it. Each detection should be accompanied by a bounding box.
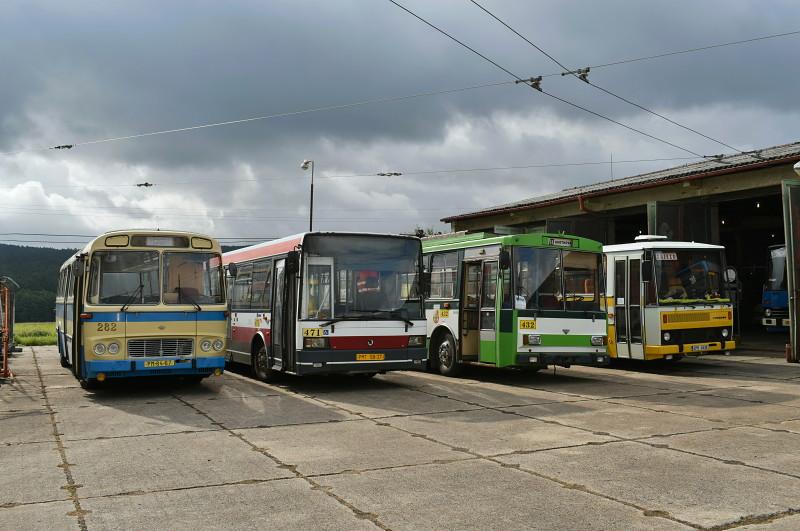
[222,232,428,380]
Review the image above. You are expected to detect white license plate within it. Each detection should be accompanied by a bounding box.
[690,345,709,352]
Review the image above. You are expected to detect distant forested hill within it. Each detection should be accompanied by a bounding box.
[0,244,78,322]
[0,243,245,322]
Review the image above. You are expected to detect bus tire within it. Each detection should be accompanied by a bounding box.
[79,378,99,390]
[60,356,70,368]
[436,333,460,377]
[252,343,278,382]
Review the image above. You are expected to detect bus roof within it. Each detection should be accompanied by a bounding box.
[603,241,725,253]
[422,231,602,253]
[59,229,220,271]
[222,231,419,265]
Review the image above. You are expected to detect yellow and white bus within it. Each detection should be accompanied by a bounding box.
[604,235,736,361]
[55,230,227,388]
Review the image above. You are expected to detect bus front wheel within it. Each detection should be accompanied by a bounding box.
[253,344,278,382]
[79,378,99,390]
[436,334,460,377]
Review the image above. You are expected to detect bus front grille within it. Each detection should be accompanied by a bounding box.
[128,338,193,357]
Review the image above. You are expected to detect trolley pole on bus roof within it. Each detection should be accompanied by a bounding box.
[301,159,315,232]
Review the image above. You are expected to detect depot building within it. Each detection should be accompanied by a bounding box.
[441,141,800,334]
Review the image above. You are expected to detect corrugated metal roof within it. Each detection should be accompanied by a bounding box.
[442,141,800,223]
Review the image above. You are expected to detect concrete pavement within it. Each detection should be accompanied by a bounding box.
[3,346,800,529]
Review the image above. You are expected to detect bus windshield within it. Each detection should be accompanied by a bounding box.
[88,251,160,305]
[766,246,787,292]
[513,248,601,311]
[302,234,422,320]
[653,248,726,304]
[163,252,224,304]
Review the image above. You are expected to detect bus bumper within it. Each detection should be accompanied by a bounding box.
[83,356,226,379]
[515,352,610,368]
[644,341,736,360]
[762,318,790,327]
[294,348,428,375]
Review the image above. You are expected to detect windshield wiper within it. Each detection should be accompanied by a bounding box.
[120,284,144,312]
[176,273,201,311]
[177,289,202,311]
[367,309,415,327]
[318,315,366,327]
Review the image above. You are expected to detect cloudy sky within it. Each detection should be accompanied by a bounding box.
[1,0,798,248]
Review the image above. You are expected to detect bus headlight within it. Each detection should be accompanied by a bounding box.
[765,308,772,317]
[303,337,329,349]
[721,328,730,338]
[590,336,605,346]
[662,332,671,343]
[200,339,213,352]
[524,334,542,346]
[107,342,120,354]
[93,343,106,355]
[408,335,426,347]
[213,339,224,351]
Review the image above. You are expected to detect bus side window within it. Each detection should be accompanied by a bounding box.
[232,263,253,310]
[430,252,458,299]
[250,259,273,310]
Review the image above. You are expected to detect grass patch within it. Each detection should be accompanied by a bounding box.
[14,322,57,346]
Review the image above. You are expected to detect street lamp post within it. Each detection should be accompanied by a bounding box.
[301,159,315,232]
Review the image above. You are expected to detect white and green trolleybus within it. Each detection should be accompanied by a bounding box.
[422,232,609,375]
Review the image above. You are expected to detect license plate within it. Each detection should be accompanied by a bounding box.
[690,345,710,352]
[144,360,176,368]
[356,353,385,361]
[519,319,537,330]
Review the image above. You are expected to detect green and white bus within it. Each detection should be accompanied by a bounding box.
[422,232,609,375]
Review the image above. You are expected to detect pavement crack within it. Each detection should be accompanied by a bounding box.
[31,347,89,531]
[171,393,390,530]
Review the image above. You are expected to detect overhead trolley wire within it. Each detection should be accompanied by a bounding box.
[0,155,702,190]
[0,27,795,159]
[0,80,514,158]
[467,0,748,155]
[387,0,707,158]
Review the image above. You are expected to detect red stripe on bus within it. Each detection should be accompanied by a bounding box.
[232,326,271,342]
[223,236,303,264]
[329,336,410,350]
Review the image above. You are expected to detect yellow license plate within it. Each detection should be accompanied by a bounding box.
[519,319,537,330]
[144,360,176,368]
[356,353,385,361]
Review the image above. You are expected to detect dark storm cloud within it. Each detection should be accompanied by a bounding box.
[1,0,799,244]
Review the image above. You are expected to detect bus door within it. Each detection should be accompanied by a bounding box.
[272,259,286,370]
[272,257,297,372]
[460,261,481,360]
[613,255,644,360]
[64,266,76,368]
[479,260,499,364]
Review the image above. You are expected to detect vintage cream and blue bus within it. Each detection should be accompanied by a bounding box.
[422,232,608,375]
[55,230,227,388]
[223,232,427,380]
[604,236,736,361]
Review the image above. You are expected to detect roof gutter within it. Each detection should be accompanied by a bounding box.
[442,154,800,223]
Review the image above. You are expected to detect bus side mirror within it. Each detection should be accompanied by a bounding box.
[227,263,238,277]
[724,267,737,284]
[499,249,511,270]
[72,260,84,276]
[641,259,653,283]
[286,250,300,275]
